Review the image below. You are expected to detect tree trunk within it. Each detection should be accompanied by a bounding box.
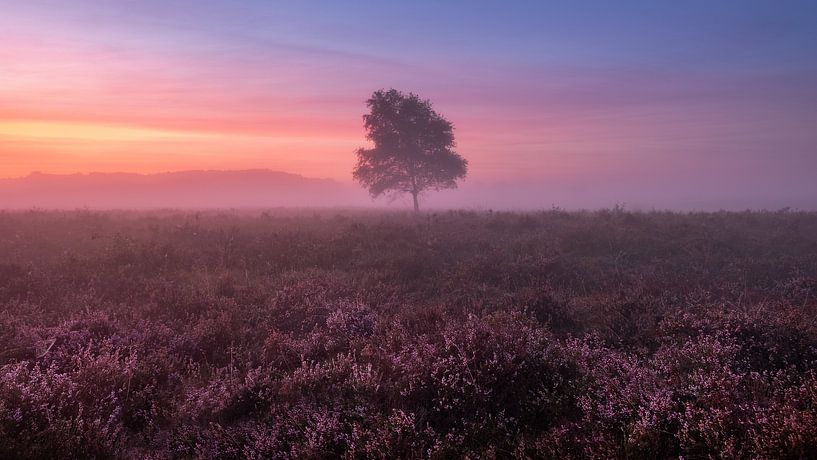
[412,191,419,212]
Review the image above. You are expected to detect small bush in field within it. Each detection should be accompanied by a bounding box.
[0,209,816,457]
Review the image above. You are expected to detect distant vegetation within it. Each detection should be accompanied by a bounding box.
[1,209,816,458]
[0,170,357,209]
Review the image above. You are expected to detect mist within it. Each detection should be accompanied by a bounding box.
[2,169,814,211]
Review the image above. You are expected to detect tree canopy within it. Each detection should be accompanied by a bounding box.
[353,89,468,211]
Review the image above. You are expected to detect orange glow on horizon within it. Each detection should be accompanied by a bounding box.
[0,118,364,180]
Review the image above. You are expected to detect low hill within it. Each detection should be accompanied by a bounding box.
[0,170,366,209]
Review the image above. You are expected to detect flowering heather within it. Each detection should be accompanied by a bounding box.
[1,209,816,458]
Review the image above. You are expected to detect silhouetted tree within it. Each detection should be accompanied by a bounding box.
[353,89,468,211]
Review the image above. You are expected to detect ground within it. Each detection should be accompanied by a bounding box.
[1,209,816,458]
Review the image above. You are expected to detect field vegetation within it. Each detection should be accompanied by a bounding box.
[1,209,816,458]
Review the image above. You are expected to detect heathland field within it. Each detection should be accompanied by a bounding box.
[1,209,816,458]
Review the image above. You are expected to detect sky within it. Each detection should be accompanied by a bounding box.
[1,0,816,207]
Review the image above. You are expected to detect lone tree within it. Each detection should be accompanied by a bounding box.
[353,89,468,211]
